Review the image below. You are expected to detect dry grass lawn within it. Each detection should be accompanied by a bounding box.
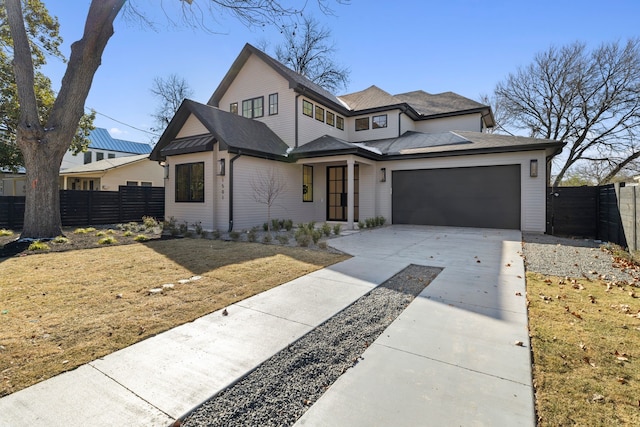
[527,272,640,426]
[0,239,348,397]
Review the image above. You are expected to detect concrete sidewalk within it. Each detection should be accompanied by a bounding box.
[0,226,533,426]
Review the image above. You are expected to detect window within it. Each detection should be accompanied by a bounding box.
[175,162,204,202]
[241,96,263,118]
[108,153,115,159]
[269,93,278,115]
[303,100,313,117]
[303,165,313,202]
[336,116,344,130]
[83,151,92,164]
[126,181,138,186]
[326,111,335,126]
[230,102,238,114]
[372,114,388,129]
[315,105,325,122]
[141,182,152,187]
[96,152,104,161]
[355,117,369,131]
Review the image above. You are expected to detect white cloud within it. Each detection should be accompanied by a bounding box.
[109,127,125,136]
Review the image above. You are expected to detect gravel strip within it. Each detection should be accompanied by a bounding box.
[522,232,639,282]
[181,265,442,427]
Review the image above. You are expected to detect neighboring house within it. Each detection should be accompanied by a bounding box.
[150,43,564,232]
[0,168,26,196]
[60,127,153,170]
[59,154,164,191]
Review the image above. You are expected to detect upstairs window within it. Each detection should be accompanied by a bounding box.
[108,153,115,159]
[355,117,369,131]
[326,111,335,126]
[303,100,313,117]
[242,96,263,118]
[175,162,204,202]
[230,102,238,114]
[303,165,313,202]
[84,151,92,164]
[372,114,388,129]
[315,105,325,122]
[269,93,278,115]
[336,116,344,130]
[96,152,104,161]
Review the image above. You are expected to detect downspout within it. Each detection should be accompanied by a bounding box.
[295,93,300,148]
[228,153,242,232]
[398,110,403,137]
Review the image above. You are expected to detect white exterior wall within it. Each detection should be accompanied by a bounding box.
[344,109,403,142]
[377,150,547,232]
[61,149,136,170]
[164,152,216,231]
[414,113,482,133]
[217,55,297,147]
[297,97,349,146]
[177,114,209,138]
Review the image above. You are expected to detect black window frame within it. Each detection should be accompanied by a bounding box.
[303,165,313,202]
[326,111,335,126]
[268,93,278,115]
[302,99,313,117]
[175,162,205,203]
[230,102,238,114]
[108,153,115,159]
[372,114,388,129]
[96,152,104,161]
[315,105,325,122]
[355,117,369,131]
[336,116,344,130]
[83,151,92,164]
[241,96,264,118]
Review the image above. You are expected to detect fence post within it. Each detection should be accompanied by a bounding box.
[634,186,638,251]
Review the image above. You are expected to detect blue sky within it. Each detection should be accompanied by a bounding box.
[41,0,640,144]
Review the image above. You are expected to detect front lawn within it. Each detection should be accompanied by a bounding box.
[0,238,348,397]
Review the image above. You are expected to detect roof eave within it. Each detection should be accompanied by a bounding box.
[291,147,382,161]
[382,142,565,161]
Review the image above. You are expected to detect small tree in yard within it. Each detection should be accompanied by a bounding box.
[251,168,287,233]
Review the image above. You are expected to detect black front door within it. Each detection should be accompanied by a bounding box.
[327,165,359,221]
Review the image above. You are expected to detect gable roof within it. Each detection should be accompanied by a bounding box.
[208,43,347,113]
[338,85,404,111]
[150,99,290,162]
[59,154,150,175]
[88,128,152,154]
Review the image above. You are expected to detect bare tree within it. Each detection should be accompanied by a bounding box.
[494,39,640,186]
[3,0,345,239]
[273,16,349,93]
[251,168,287,232]
[150,73,193,133]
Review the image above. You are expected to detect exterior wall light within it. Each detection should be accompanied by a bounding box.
[163,164,169,179]
[380,167,386,182]
[530,159,538,178]
[217,159,226,176]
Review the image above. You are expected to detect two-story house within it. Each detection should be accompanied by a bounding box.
[150,43,563,232]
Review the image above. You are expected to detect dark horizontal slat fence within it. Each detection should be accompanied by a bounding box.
[0,186,164,229]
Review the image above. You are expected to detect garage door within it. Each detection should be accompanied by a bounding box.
[392,165,521,229]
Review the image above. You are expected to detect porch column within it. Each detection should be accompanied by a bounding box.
[347,158,354,229]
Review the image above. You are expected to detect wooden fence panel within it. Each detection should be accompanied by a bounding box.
[0,187,164,229]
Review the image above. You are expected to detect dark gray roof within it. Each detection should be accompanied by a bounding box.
[291,130,563,161]
[394,91,487,117]
[160,135,215,157]
[208,43,346,113]
[150,100,290,161]
[337,86,403,111]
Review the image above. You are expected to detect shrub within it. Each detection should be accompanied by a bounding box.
[318,241,328,250]
[106,229,116,235]
[296,232,311,247]
[142,216,159,229]
[194,222,204,236]
[163,217,177,232]
[276,234,290,245]
[377,216,386,226]
[179,221,188,234]
[183,230,194,238]
[365,218,374,228]
[97,237,117,245]
[229,231,241,241]
[247,227,258,242]
[95,231,106,237]
[73,228,88,234]
[123,230,134,237]
[283,219,293,231]
[271,219,281,232]
[262,233,272,243]
[307,221,316,231]
[85,227,96,233]
[321,222,331,236]
[332,224,342,235]
[211,230,221,239]
[169,227,180,236]
[0,229,14,237]
[134,234,149,242]
[52,236,69,244]
[311,229,322,244]
[28,241,50,251]
[358,221,365,229]
[263,222,269,231]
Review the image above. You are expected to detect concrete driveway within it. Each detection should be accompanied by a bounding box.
[0,225,533,426]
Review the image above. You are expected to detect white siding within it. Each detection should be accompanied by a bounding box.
[344,109,403,142]
[164,152,216,231]
[377,150,547,232]
[414,113,482,133]
[61,149,136,170]
[297,97,349,146]
[217,55,297,147]
[176,114,209,138]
